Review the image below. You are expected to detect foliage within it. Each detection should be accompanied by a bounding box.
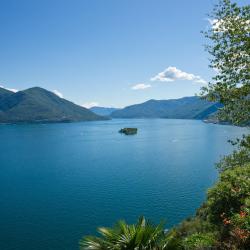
[164,218,218,250]
[166,164,250,250]
[80,217,168,250]
[201,2,250,246]
[119,128,138,135]
[217,134,250,171]
[170,217,217,238]
[202,164,250,249]
[182,232,216,250]
[206,164,250,223]
[201,0,250,125]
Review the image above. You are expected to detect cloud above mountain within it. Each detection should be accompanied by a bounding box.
[0,85,18,93]
[150,66,207,84]
[82,102,99,108]
[131,83,151,90]
[53,90,63,98]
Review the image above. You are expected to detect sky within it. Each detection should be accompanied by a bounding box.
[0,0,248,108]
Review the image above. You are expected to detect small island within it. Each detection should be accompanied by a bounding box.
[119,128,138,135]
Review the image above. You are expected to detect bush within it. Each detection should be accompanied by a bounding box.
[206,164,250,225]
[182,232,216,249]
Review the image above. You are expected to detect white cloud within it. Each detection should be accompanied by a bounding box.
[53,90,63,98]
[0,85,18,93]
[131,83,151,90]
[151,66,207,84]
[82,102,99,109]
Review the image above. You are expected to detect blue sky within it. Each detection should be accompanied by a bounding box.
[0,0,248,108]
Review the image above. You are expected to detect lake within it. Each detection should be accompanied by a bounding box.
[0,119,247,250]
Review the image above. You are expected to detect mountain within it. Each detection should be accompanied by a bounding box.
[111,96,222,119]
[0,87,107,123]
[0,87,13,102]
[90,106,120,116]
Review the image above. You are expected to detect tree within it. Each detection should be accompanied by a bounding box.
[202,0,250,125]
[80,217,170,250]
[182,232,216,250]
[202,0,250,174]
[205,164,250,249]
[216,134,250,171]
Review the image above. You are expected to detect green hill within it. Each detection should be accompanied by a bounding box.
[0,87,107,123]
[111,96,221,119]
[0,87,13,102]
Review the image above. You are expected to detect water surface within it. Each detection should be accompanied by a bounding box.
[0,119,247,250]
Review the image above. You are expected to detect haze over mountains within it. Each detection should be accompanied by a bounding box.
[0,86,221,123]
[0,87,106,123]
[90,107,120,116]
[100,97,221,119]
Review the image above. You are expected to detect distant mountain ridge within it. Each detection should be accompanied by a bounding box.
[0,87,107,123]
[0,87,221,124]
[90,106,120,116]
[0,87,13,102]
[111,96,221,119]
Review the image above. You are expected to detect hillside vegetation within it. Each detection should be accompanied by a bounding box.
[111,96,221,119]
[0,87,107,123]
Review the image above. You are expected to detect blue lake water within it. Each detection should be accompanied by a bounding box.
[0,119,247,250]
